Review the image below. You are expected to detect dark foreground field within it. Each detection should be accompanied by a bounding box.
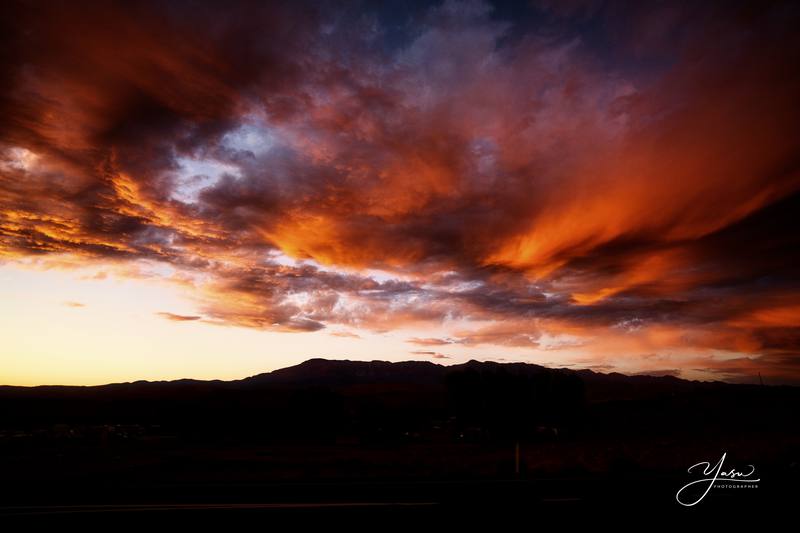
[1,359,798,521]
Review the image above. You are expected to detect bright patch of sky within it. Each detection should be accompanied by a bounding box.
[222,119,277,156]
[172,157,242,203]
[1,146,39,171]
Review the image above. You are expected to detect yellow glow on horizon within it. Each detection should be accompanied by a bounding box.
[0,263,566,386]
[1,261,752,386]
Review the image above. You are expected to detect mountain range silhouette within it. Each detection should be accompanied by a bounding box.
[1,358,797,519]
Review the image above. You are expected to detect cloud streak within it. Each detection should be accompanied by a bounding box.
[157,312,202,322]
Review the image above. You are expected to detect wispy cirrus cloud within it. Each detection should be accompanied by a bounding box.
[157,312,202,322]
[410,350,451,359]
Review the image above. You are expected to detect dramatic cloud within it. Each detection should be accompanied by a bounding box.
[1,0,799,383]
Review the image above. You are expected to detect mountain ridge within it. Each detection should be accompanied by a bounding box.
[0,357,735,391]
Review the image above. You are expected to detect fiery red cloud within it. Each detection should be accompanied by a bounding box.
[1,0,799,383]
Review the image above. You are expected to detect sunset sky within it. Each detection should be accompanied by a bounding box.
[2,0,799,386]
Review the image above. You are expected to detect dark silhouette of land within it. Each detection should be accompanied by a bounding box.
[1,359,797,520]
